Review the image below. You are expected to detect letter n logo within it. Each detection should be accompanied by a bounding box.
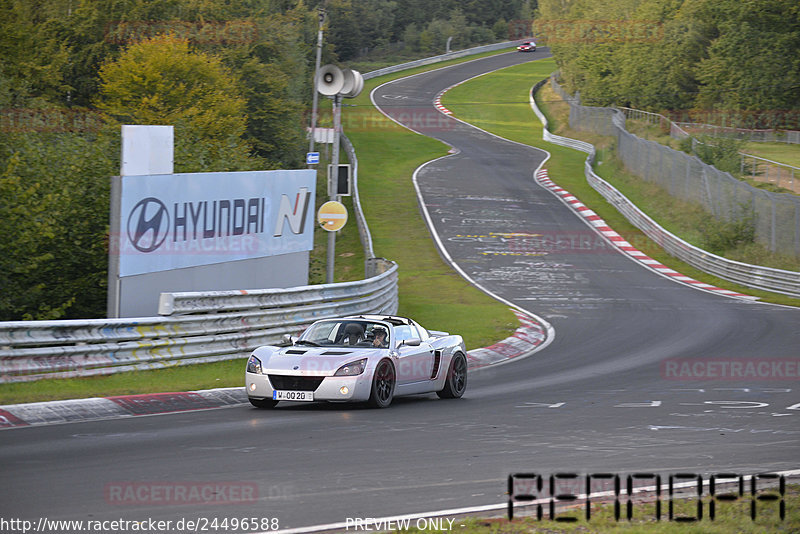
[274,188,311,237]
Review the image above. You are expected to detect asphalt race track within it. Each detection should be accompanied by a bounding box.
[1,51,798,531]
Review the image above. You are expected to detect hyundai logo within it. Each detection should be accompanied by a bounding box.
[127,197,169,253]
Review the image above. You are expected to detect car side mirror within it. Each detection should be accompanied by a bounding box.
[282,333,297,345]
[399,338,421,347]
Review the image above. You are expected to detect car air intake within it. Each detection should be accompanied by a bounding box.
[268,375,325,391]
[431,350,442,379]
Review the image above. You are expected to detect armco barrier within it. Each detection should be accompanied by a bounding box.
[362,41,522,81]
[530,78,800,299]
[0,262,398,383]
[341,133,376,266]
[558,79,800,258]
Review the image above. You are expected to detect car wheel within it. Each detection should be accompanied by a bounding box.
[249,397,278,409]
[437,352,467,399]
[368,359,395,408]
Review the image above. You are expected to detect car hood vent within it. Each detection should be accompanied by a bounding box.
[321,351,352,356]
[284,349,307,355]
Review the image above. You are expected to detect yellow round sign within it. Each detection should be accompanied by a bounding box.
[317,201,348,232]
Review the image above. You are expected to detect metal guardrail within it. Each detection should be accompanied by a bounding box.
[553,77,800,259]
[341,133,376,269]
[530,79,800,299]
[362,40,522,81]
[0,262,398,382]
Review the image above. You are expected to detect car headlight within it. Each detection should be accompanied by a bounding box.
[246,355,263,374]
[334,359,367,376]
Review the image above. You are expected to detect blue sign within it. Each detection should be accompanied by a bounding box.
[306,152,320,165]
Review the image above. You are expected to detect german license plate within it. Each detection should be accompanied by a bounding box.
[273,390,314,401]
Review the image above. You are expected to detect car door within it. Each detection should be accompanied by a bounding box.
[393,324,435,388]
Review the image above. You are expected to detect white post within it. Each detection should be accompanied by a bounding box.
[309,8,325,158]
[326,95,341,284]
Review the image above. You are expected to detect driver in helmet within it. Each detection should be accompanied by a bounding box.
[371,326,388,348]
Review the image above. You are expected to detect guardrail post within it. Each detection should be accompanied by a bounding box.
[771,197,777,253]
[795,205,800,257]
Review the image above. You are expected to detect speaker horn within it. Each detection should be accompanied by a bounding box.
[340,68,356,96]
[343,70,364,98]
[317,64,344,96]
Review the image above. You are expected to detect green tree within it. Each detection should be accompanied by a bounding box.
[0,127,117,320]
[95,34,255,172]
[229,10,310,168]
[0,1,318,320]
[538,0,800,127]
[0,0,71,106]
[492,19,509,40]
[694,0,800,126]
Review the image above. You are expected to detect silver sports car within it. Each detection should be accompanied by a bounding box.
[245,315,468,408]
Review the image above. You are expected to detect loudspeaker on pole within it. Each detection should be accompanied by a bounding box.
[318,65,364,98]
[317,64,344,96]
[342,70,364,98]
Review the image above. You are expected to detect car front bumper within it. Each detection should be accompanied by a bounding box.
[245,371,374,403]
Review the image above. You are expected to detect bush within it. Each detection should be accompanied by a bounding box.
[691,135,746,174]
[0,127,116,320]
[698,208,756,254]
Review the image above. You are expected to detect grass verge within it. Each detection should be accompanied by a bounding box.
[428,484,798,533]
[0,49,520,405]
[308,119,367,285]
[743,142,800,168]
[441,59,800,307]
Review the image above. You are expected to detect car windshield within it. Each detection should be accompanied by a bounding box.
[299,320,390,348]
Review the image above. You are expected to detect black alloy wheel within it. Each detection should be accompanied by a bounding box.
[437,352,467,399]
[368,359,395,408]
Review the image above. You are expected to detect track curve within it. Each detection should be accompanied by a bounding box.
[1,51,798,531]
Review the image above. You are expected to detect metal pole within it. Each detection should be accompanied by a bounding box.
[771,196,777,253]
[326,94,341,284]
[309,7,325,159]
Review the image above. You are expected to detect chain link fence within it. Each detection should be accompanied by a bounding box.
[613,107,799,194]
[675,123,800,144]
[738,152,799,194]
[551,77,800,258]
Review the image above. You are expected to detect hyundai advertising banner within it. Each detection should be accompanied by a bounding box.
[117,170,316,277]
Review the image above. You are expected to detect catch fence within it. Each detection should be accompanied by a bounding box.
[530,78,800,298]
[551,77,800,259]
